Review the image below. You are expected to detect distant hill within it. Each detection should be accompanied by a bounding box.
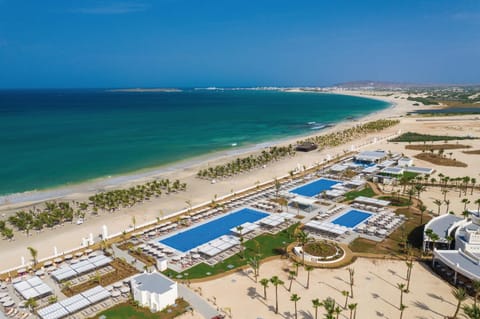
[332,81,480,89]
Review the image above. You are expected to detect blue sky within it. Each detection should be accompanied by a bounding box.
[0,0,479,88]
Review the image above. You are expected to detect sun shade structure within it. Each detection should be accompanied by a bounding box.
[230,222,259,235]
[305,220,348,235]
[13,276,53,300]
[51,254,112,281]
[37,286,110,319]
[197,235,240,257]
[353,196,390,207]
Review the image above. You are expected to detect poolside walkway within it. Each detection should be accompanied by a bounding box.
[178,284,220,319]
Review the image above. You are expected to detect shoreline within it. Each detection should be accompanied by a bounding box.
[0,90,393,211]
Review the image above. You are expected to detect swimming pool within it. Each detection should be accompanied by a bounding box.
[331,210,372,228]
[289,178,340,197]
[160,208,268,252]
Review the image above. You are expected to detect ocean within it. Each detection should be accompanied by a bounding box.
[0,89,389,196]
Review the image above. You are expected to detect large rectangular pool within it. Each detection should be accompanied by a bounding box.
[331,210,372,228]
[160,208,268,252]
[289,178,340,197]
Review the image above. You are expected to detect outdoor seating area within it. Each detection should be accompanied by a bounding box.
[51,254,112,282]
[37,286,111,319]
[356,211,404,237]
[13,276,52,300]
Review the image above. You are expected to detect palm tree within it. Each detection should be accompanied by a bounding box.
[472,280,480,307]
[288,269,296,292]
[399,304,407,319]
[433,199,442,216]
[296,230,312,265]
[131,215,136,230]
[475,198,480,213]
[452,287,467,318]
[342,290,350,308]
[27,246,38,267]
[290,294,301,319]
[305,265,313,289]
[348,303,358,319]
[312,298,321,319]
[397,283,406,308]
[462,198,471,211]
[334,305,342,319]
[270,276,284,314]
[259,278,269,299]
[348,268,355,298]
[414,184,426,200]
[405,260,413,293]
[322,297,336,319]
[444,199,451,214]
[25,297,37,312]
[464,304,480,319]
[471,178,476,195]
[419,204,427,225]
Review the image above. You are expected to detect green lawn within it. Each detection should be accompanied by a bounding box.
[163,223,299,279]
[92,300,189,319]
[343,186,375,201]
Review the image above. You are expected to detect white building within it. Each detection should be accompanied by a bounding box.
[426,210,480,283]
[130,272,178,312]
[397,157,413,167]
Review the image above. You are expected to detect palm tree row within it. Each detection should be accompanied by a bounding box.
[405,173,477,197]
[300,119,400,148]
[8,201,76,234]
[3,178,187,237]
[197,145,295,179]
[88,179,186,212]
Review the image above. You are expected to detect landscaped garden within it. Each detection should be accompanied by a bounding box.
[378,196,412,207]
[163,223,299,279]
[91,299,189,319]
[62,259,139,296]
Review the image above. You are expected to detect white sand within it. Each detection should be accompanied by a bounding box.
[192,258,470,319]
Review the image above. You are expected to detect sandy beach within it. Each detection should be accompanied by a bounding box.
[1,90,480,271]
[192,257,469,319]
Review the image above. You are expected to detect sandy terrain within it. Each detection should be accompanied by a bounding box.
[192,258,469,319]
[1,90,479,271]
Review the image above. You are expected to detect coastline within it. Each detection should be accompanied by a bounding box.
[1,88,449,270]
[0,90,393,211]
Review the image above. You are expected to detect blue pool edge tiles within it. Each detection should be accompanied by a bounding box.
[159,208,269,252]
[331,209,373,228]
[289,178,340,197]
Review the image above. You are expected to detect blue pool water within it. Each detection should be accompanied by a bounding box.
[160,208,268,252]
[331,210,372,228]
[289,178,339,197]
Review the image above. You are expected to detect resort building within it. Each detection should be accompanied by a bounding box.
[130,272,178,312]
[426,211,480,283]
[397,157,414,167]
[354,150,387,164]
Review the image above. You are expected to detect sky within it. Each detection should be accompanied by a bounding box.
[0,0,479,88]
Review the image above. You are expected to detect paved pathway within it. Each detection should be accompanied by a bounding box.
[178,284,219,319]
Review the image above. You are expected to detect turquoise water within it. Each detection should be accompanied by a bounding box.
[289,178,340,197]
[160,208,268,252]
[0,89,389,195]
[331,210,373,228]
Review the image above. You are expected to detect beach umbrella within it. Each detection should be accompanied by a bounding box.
[3,300,14,307]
